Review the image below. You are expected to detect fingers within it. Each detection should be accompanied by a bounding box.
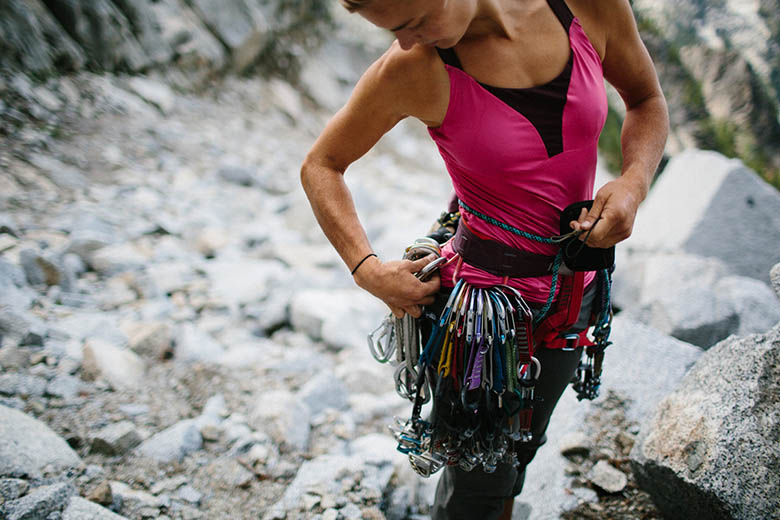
[408,253,436,272]
[575,182,638,248]
[569,207,588,231]
[389,304,422,319]
[381,256,440,318]
[581,197,606,231]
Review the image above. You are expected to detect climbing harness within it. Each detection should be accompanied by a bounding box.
[367,200,614,477]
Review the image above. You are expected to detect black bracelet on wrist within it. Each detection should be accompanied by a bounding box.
[350,253,377,276]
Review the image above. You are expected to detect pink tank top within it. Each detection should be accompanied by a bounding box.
[428,0,606,303]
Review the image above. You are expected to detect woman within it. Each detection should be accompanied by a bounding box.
[301,0,668,518]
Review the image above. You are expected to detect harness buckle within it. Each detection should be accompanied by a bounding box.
[561,332,579,351]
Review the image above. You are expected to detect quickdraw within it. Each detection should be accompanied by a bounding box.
[571,267,613,400]
[372,238,542,476]
[369,216,614,477]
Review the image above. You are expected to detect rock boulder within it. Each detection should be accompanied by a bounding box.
[627,150,780,284]
[630,324,780,519]
[0,405,82,479]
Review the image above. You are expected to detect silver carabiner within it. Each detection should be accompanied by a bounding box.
[367,315,396,363]
[517,356,542,382]
[393,363,431,404]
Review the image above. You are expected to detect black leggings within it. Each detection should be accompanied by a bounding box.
[426,285,594,520]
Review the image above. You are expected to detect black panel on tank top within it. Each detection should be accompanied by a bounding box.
[436,0,575,158]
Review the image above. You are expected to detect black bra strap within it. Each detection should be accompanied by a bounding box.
[435,47,464,70]
[546,0,575,32]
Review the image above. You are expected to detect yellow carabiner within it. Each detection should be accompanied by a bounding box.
[437,323,453,374]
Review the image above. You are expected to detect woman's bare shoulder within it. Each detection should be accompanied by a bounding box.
[363,41,450,125]
[567,0,636,59]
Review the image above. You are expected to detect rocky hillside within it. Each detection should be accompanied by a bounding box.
[0,0,332,80]
[1,1,779,520]
[2,0,778,189]
[620,0,780,189]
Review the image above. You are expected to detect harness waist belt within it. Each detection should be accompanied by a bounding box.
[453,222,557,278]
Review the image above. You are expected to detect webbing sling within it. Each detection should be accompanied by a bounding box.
[532,270,585,347]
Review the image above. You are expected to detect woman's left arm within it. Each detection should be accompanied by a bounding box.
[572,0,669,247]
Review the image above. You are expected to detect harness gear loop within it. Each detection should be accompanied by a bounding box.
[370,197,615,476]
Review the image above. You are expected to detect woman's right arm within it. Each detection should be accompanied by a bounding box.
[300,43,448,318]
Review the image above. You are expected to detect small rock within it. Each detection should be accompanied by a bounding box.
[135,419,202,462]
[118,403,150,417]
[271,460,298,480]
[250,391,311,453]
[684,439,708,472]
[89,244,147,276]
[297,372,348,416]
[84,465,105,480]
[0,479,30,501]
[200,425,221,442]
[150,476,187,495]
[0,215,19,237]
[217,165,256,187]
[90,421,142,455]
[45,374,82,400]
[174,323,225,363]
[194,227,229,258]
[0,373,47,397]
[178,504,204,520]
[322,509,339,520]
[62,495,129,520]
[246,441,270,461]
[82,339,145,391]
[123,320,173,359]
[558,431,592,458]
[302,493,321,510]
[204,458,254,490]
[109,481,162,513]
[176,485,202,505]
[320,495,337,510]
[615,431,635,456]
[594,448,617,462]
[587,460,627,493]
[87,481,113,506]
[571,486,599,504]
[23,249,69,289]
[340,503,362,519]
[0,235,18,253]
[0,346,31,370]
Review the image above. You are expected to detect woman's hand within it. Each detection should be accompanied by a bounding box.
[569,174,646,248]
[353,254,441,318]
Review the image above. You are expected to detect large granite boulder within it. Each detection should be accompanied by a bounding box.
[627,150,780,284]
[0,482,76,520]
[0,405,83,479]
[615,253,780,348]
[521,315,703,518]
[630,323,780,519]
